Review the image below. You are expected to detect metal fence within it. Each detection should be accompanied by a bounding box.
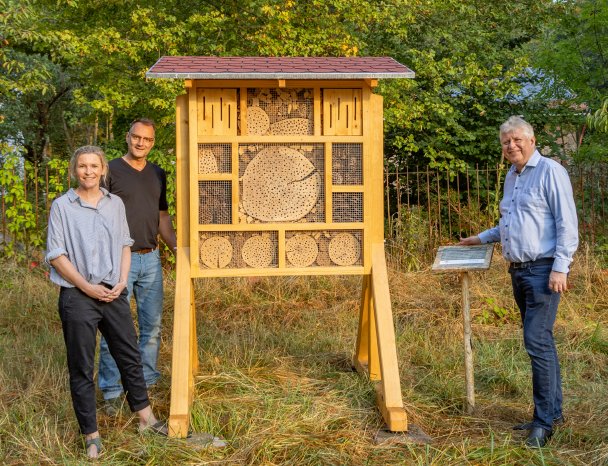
[384,162,607,269]
[1,159,606,266]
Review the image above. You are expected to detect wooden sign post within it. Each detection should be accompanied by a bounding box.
[432,244,494,414]
[146,57,415,436]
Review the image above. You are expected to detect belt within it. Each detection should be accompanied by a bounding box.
[509,257,554,269]
[133,247,156,254]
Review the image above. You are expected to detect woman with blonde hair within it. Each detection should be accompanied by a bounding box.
[46,146,167,458]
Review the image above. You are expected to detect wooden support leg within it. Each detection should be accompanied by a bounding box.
[168,247,195,438]
[354,275,381,380]
[371,243,408,432]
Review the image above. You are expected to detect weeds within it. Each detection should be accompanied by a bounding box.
[0,252,607,464]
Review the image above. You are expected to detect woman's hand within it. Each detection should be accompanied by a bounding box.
[107,281,128,301]
[83,283,114,301]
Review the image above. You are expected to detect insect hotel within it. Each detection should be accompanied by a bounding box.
[146,56,415,437]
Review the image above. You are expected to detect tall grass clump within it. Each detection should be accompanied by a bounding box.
[1,246,607,464]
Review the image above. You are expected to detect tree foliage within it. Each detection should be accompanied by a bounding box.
[0,0,604,169]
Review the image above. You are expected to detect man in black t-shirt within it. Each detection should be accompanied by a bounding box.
[98,119,177,410]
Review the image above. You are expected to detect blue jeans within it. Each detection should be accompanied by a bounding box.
[98,249,164,400]
[510,261,562,431]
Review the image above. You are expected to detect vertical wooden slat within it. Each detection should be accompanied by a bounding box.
[426,167,432,251]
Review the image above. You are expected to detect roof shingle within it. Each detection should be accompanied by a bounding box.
[146,56,414,80]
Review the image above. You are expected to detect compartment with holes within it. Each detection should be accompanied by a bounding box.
[332,143,363,185]
[332,192,363,223]
[198,181,232,224]
[246,88,314,136]
[198,231,278,269]
[198,143,232,174]
[197,88,238,136]
[238,143,325,224]
[322,89,362,136]
[285,230,363,267]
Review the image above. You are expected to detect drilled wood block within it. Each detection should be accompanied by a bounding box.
[329,232,361,266]
[200,236,233,269]
[242,235,274,268]
[286,234,318,267]
[241,146,320,222]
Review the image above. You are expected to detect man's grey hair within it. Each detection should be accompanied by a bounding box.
[499,116,535,138]
[70,145,109,186]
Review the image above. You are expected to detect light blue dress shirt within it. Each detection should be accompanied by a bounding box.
[46,187,134,287]
[478,150,578,273]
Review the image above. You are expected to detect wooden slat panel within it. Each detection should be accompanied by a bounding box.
[323,89,363,136]
[197,89,237,137]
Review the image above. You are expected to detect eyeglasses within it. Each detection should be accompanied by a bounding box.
[129,133,155,145]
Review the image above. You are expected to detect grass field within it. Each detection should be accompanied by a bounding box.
[0,248,606,465]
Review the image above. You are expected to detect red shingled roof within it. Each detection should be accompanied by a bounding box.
[146,56,414,80]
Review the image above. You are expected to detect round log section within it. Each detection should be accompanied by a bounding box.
[286,234,318,267]
[241,146,320,222]
[241,235,274,268]
[200,236,233,269]
[328,232,361,266]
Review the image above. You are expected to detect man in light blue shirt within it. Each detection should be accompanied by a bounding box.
[460,116,578,448]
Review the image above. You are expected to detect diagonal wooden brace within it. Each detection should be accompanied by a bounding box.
[354,243,408,432]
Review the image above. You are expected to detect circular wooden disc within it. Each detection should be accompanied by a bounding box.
[242,146,320,222]
[199,148,218,174]
[270,118,311,135]
[200,237,233,269]
[241,235,274,268]
[247,106,270,135]
[328,233,360,266]
[286,234,318,267]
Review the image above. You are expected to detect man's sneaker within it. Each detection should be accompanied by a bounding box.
[103,397,123,416]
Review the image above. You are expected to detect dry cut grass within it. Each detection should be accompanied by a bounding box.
[0,249,606,465]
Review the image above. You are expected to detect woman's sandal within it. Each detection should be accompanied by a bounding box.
[139,420,168,436]
[85,437,102,458]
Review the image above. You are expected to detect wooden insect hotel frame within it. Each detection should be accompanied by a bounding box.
[146,57,415,437]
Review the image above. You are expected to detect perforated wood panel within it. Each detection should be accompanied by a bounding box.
[247,88,314,136]
[238,143,325,224]
[198,144,231,174]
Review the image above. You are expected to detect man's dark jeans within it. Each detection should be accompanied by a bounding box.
[509,260,562,431]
